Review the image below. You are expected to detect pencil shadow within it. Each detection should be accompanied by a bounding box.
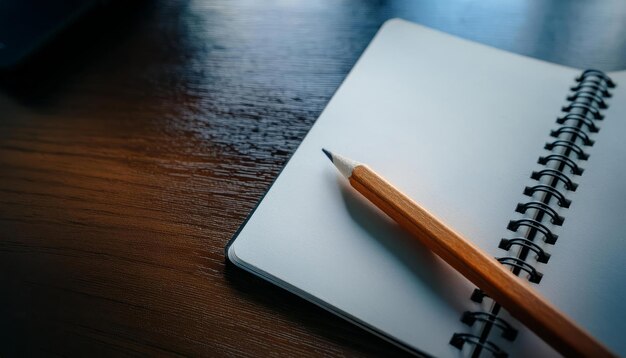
[335,175,472,313]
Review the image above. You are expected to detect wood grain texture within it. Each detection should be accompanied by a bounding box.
[0,0,625,356]
[349,165,614,357]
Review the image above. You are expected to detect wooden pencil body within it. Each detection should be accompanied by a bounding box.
[348,164,614,358]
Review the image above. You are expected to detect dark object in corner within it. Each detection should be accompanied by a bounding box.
[0,0,102,69]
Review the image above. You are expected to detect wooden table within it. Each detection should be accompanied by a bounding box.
[1,0,625,356]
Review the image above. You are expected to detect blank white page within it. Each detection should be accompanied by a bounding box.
[228,19,596,356]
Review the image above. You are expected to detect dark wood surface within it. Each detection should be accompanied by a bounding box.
[1,0,625,356]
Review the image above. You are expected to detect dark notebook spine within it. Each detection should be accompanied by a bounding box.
[449,69,616,358]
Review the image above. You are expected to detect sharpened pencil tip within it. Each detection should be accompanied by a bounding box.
[322,150,359,178]
[322,148,333,162]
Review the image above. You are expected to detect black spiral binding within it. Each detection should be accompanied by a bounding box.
[449,69,615,357]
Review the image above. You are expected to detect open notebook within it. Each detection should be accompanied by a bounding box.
[226,19,626,357]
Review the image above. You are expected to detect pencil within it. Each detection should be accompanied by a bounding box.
[322,149,615,358]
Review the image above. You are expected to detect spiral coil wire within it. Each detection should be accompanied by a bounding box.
[449,69,615,357]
